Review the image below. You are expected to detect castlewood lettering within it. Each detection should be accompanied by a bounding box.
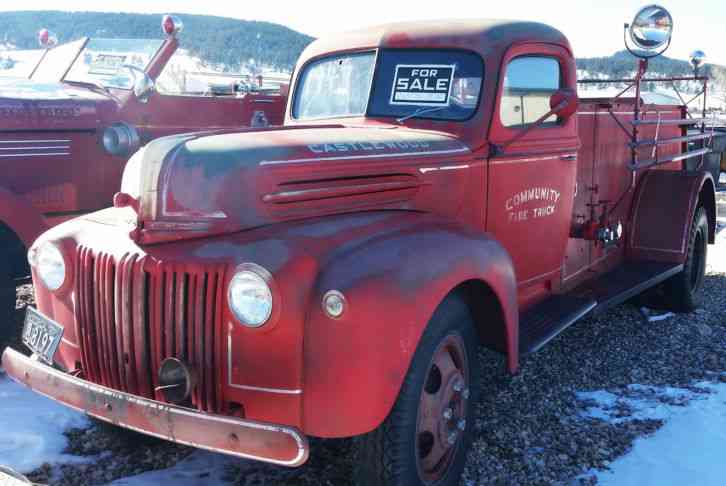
[308,141,431,154]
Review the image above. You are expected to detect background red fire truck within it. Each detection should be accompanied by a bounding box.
[2,5,721,486]
[0,15,287,340]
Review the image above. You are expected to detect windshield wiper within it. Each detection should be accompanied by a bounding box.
[396,106,448,124]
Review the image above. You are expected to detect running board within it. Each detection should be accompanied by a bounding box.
[519,261,683,354]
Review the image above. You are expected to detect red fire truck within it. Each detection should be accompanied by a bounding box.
[2,6,717,485]
[0,15,287,335]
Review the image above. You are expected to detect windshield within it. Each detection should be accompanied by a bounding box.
[64,38,164,89]
[293,49,484,121]
[293,52,376,119]
[30,39,86,82]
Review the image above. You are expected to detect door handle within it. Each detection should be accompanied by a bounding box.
[560,154,578,161]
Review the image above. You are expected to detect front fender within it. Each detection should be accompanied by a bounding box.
[301,214,517,438]
[0,187,47,247]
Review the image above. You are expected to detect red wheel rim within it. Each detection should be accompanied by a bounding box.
[415,333,470,483]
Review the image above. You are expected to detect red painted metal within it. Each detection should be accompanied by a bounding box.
[0,26,287,248]
[3,17,717,464]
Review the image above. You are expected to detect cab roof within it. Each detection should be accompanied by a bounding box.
[298,19,571,64]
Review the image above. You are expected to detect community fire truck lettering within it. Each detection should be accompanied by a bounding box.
[505,187,561,222]
[2,7,721,486]
[505,187,561,210]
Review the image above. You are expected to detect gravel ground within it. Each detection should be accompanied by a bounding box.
[16,195,726,485]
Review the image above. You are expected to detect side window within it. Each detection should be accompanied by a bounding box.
[500,56,561,128]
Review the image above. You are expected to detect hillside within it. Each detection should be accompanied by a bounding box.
[0,11,313,71]
[577,50,726,108]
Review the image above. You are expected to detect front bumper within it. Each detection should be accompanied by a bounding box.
[1,348,309,467]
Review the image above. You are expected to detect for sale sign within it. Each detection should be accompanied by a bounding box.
[390,64,456,106]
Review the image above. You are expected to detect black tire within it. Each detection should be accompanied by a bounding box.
[353,294,480,486]
[0,259,17,352]
[663,206,708,312]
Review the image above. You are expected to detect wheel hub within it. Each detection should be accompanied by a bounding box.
[416,334,469,483]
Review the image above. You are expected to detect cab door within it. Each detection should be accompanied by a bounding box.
[486,43,579,307]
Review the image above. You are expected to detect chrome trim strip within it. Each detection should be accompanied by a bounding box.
[0,152,70,158]
[228,383,304,395]
[490,153,577,166]
[0,139,72,143]
[0,146,69,151]
[259,147,471,166]
[227,335,302,395]
[517,267,562,287]
[419,164,470,174]
[61,337,80,348]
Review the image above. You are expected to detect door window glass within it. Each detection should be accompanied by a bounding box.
[500,56,560,128]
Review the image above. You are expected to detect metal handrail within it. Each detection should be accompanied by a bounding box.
[629,132,713,148]
[631,117,707,126]
[628,147,711,171]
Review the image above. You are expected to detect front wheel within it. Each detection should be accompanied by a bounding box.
[662,206,708,312]
[353,295,480,486]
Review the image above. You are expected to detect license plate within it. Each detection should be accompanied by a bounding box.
[22,307,64,364]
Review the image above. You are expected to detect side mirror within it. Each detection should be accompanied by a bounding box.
[550,89,578,121]
[123,64,155,103]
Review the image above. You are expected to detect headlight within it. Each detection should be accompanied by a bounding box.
[227,268,273,327]
[29,242,66,291]
[102,122,140,157]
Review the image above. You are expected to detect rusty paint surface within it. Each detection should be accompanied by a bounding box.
[19,19,716,449]
[1,347,309,466]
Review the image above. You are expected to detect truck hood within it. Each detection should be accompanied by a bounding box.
[0,79,116,130]
[124,125,472,244]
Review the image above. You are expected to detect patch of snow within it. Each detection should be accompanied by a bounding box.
[579,382,726,485]
[109,451,235,486]
[577,383,706,423]
[0,49,43,78]
[0,372,89,473]
[639,307,675,323]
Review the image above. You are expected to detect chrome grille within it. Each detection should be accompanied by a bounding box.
[75,246,224,412]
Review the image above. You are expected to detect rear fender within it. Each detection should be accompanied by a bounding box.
[628,170,716,262]
[0,187,47,248]
[301,219,517,438]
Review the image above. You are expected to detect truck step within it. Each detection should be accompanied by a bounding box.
[519,261,683,354]
[573,261,683,314]
[519,296,596,354]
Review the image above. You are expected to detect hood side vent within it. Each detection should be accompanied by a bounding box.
[263,174,422,205]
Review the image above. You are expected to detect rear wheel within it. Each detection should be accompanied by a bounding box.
[353,295,479,486]
[662,207,708,312]
[0,260,18,352]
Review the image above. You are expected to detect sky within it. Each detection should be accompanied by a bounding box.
[1,0,725,65]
